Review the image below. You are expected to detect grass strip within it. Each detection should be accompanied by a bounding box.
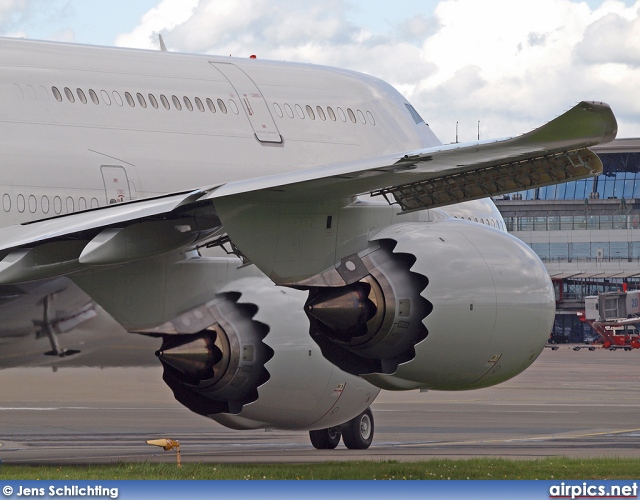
[1,458,640,480]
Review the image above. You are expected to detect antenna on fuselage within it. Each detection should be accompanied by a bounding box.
[158,34,168,52]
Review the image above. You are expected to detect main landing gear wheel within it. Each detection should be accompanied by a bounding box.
[309,426,341,449]
[342,407,374,450]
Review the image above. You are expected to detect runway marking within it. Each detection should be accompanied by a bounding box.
[398,427,640,448]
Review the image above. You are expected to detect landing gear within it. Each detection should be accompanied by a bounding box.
[309,407,374,450]
[309,426,341,449]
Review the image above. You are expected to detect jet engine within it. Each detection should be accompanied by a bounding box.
[155,276,379,431]
[305,219,555,391]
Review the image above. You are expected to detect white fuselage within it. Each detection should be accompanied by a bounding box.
[0,38,501,228]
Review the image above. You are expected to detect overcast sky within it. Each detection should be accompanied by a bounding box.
[1,0,638,144]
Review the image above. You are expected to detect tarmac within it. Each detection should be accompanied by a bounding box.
[1,346,639,464]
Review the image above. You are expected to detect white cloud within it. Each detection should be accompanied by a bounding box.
[109,0,640,142]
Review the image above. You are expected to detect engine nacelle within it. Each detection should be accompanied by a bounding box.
[306,219,555,391]
[156,276,378,430]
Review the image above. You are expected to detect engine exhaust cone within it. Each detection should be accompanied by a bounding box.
[156,336,221,376]
[305,284,374,334]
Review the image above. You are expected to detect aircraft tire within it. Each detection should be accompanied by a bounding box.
[342,407,374,450]
[309,427,341,449]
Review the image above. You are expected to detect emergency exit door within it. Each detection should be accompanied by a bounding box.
[101,165,132,205]
[210,62,283,144]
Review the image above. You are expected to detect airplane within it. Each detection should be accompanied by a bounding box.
[0,37,617,450]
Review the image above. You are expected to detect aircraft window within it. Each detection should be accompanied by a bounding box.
[347,108,356,123]
[2,194,9,212]
[79,197,87,211]
[327,107,336,121]
[25,85,36,100]
[39,86,50,101]
[273,102,283,118]
[125,92,135,107]
[474,218,478,222]
[206,98,216,112]
[148,93,158,109]
[89,89,99,104]
[28,195,36,213]
[405,103,425,124]
[64,87,75,103]
[217,99,227,114]
[137,93,147,108]
[337,107,346,121]
[480,218,484,224]
[112,91,123,106]
[172,95,182,110]
[66,196,74,213]
[17,194,25,213]
[41,195,49,214]
[284,103,294,118]
[195,97,205,112]
[52,86,62,102]
[305,105,315,120]
[228,99,239,114]
[316,106,326,121]
[160,94,170,110]
[101,90,111,106]
[357,109,366,124]
[366,111,375,126]
[13,84,23,99]
[91,197,99,209]
[54,196,62,214]
[183,96,193,111]
[295,104,305,119]
[76,88,87,104]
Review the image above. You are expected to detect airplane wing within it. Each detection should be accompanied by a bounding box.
[206,101,616,211]
[0,100,616,286]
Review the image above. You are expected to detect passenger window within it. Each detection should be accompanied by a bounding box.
[217,99,227,114]
[77,88,87,104]
[125,92,135,107]
[52,86,62,102]
[306,105,315,120]
[228,99,239,114]
[347,108,356,123]
[284,103,294,118]
[316,106,326,121]
[183,96,193,111]
[366,111,375,126]
[295,104,305,119]
[337,107,346,122]
[137,93,147,108]
[64,87,75,103]
[160,94,170,110]
[89,89,99,104]
[101,90,112,106]
[148,94,158,109]
[112,91,123,106]
[206,98,216,112]
[171,95,182,110]
[195,97,205,112]
[327,107,336,121]
[357,109,366,123]
[273,102,284,118]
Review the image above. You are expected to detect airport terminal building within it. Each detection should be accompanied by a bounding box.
[495,138,640,342]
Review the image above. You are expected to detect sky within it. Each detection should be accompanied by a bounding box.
[0,0,638,144]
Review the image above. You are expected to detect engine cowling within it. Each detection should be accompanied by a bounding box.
[305,219,555,391]
[156,276,379,430]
